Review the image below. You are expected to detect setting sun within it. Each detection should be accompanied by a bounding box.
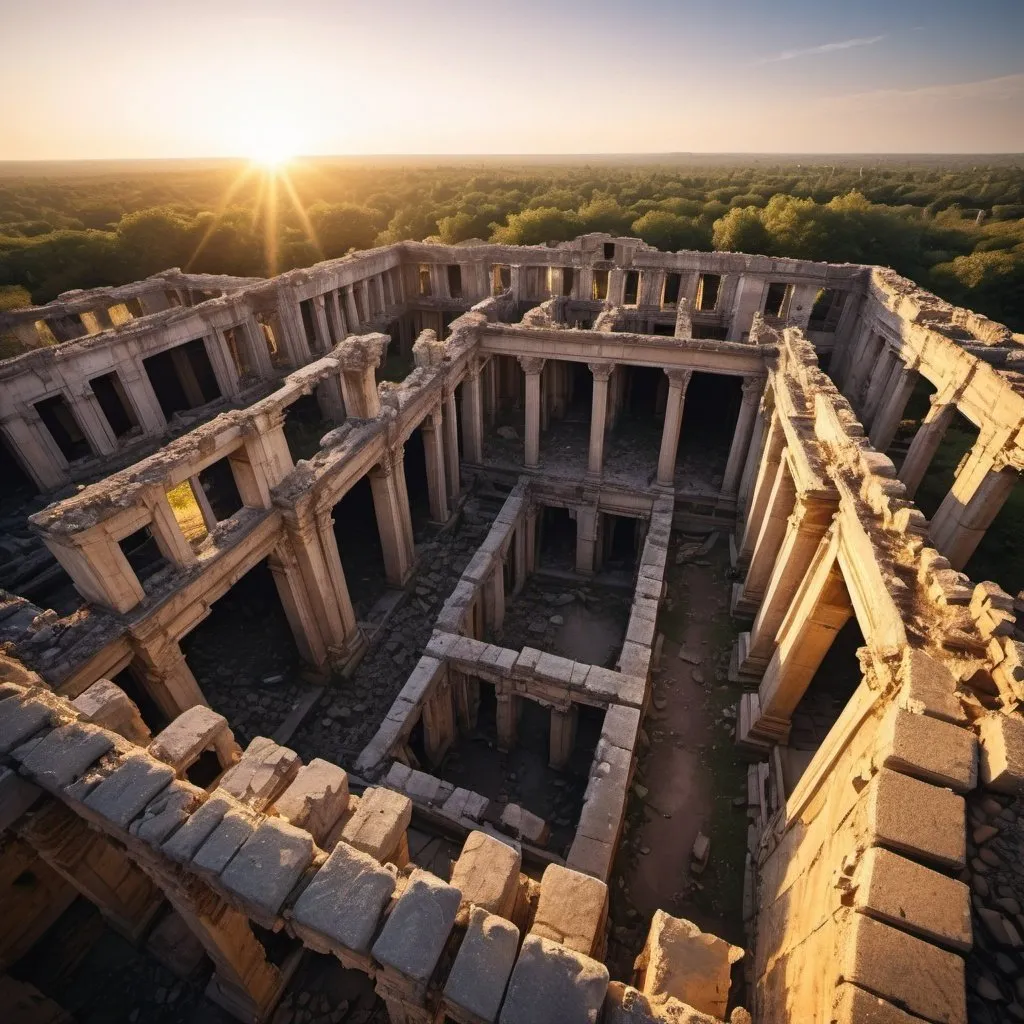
[247,143,294,170]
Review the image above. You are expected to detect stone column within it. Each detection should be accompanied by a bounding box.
[656,369,693,486]
[241,317,274,379]
[869,363,919,452]
[422,675,456,766]
[735,491,837,679]
[525,506,538,573]
[420,408,449,523]
[204,333,241,400]
[266,539,329,667]
[587,363,614,476]
[549,707,578,770]
[280,509,362,664]
[451,669,480,732]
[338,334,386,419]
[169,346,206,407]
[0,416,67,490]
[369,448,416,586]
[496,692,520,752]
[189,476,218,533]
[462,363,484,464]
[326,291,346,344]
[130,630,208,721]
[311,295,332,353]
[929,442,1019,570]
[731,455,795,617]
[749,537,852,744]
[443,392,461,502]
[734,413,786,569]
[69,387,117,456]
[898,398,957,498]
[519,357,546,468]
[315,376,346,422]
[18,800,163,943]
[840,325,879,403]
[147,491,197,568]
[575,506,598,575]
[722,376,764,495]
[343,287,360,331]
[735,388,775,528]
[487,565,506,633]
[860,345,899,428]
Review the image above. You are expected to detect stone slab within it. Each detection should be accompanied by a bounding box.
[371,868,460,987]
[161,793,234,863]
[530,863,608,956]
[148,706,231,772]
[443,907,519,1023]
[450,830,522,919]
[498,933,609,1024]
[219,817,314,918]
[878,708,976,794]
[191,808,256,875]
[292,840,396,954]
[272,758,349,845]
[977,711,1024,795]
[83,753,175,829]
[340,786,411,862]
[17,722,113,790]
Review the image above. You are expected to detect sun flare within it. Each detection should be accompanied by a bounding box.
[247,143,294,170]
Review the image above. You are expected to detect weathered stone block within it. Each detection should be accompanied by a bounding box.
[450,830,521,920]
[877,707,976,793]
[530,863,608,956]
[83,753,175,829]
[272,758,349,845]
[498,934,608,1024]
[977,711,1024,794]
[340,786,411,862]
[218,736,300,811]
[634,910,742,1019]
[443,907,519,1023]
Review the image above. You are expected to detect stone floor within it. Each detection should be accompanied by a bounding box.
[604,534,749,1007]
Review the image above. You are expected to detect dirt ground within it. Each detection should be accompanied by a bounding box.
[605,531,749,1003]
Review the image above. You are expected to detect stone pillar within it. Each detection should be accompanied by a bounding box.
[369,449,416,586]
[311,295,332,353]
[722,376,764,495]
[338,334,387,419]
[423,675,456,766]
[120,360,169,434]
[451,669,480,732]
[496,692,520,752]
[325,292,346,344]
[735,388,775,525]
[841,326,880,404]
[315,376,346,422]
[0,417,67,491]
[462,363,484,464]
[520,357,546,468]
[343,287,360,331]
[749,537,852,744]
[69,387,117,456]
[44,530,145,613]
[549,707,578,770]
[735,491,837,678]
[420,408,449,523]
[266,539,329,667]
[898,399,957,498]
[860,345,899,428]
[147,491,197,568]
[869,363,919,452]
[204,333,241,400]
[443,392,461,502]
[587,363,614,476]
[189,476,218,533]
[525,506,538,573]
[731,455,795,617]
[575,507,598,575]
[241,317,274,379]
[169,346,206,407]
[18,800,163,943]
[487,564,506,633]
[734,412,785,568]
[130,630,208,720]
[656,369,693,486]
[929,443,1019,570]
[281,509,362,664]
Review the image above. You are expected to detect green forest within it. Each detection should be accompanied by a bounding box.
[1,155,1022,331]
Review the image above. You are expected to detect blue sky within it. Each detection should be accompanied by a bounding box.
[2,0,1022,158]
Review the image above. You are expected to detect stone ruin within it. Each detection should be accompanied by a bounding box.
[1,232,1023,1022]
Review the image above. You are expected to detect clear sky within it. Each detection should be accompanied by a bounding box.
[2,0,1023,159]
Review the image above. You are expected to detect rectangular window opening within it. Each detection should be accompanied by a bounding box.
[603,242,616,260]
[88,372,138,439]
[419,266,433,297]
[166,480,209,547]
[662,273,682,307]
[34,395,92,462]
[561,268,574,297]
[623,270,640,305]
[118,526,171,592]
[492,265,512,295]
[447,265,462,299]
[763,282,793,319]
[808,289,849,332]
[696,274,721,312]
[592,269,610,301]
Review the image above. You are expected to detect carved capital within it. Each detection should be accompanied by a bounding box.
[742,376,766,401]
[518,356,546,376]
[587,362,614,383]
[665,368,693,391]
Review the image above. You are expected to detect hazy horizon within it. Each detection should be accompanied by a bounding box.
[3,0,1022,161]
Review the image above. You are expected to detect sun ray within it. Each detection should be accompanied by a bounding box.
[185,162,258,271]
[264,170,279,276]
[278,166,321,254]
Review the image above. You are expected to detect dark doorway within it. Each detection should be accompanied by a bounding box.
[34,395,92,462]
[332,475,388,619]
[677,372,741,485]
[89,372,138,438]
[143,340,221,420]
[404,428,431,536]
[539,506,576,571]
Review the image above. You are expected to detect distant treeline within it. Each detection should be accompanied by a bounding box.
[0,158,1022,330]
